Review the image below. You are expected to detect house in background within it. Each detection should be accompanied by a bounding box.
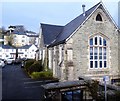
[18,44,37,59]
[38,2,120,82]
[4,25,38,47]
[0,44,37,60]
[0,45,16,60]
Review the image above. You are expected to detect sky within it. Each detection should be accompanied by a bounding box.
[0,0,120,33]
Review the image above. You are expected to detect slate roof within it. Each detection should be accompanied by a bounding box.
[27,35,39,37]
[8,25,37,36]
[18,45,32,49]
[41,2,102,47]
[41,23,64,46]
[2,44,37,50]
[42,2,119,47]
[2,45,14,49]
[13,30,26,35]
[52,2,101,45]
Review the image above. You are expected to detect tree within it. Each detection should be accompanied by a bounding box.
[0,26,6,44]
[5,34,14,46]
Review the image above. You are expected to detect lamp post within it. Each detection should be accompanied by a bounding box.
[103,76,109,101]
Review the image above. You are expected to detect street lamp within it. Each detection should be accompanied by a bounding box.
[103,76,109,101]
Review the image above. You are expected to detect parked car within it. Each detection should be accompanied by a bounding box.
[6,58,15,64]
[0,59,5,68]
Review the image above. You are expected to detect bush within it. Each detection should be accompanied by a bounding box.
[31,71,53,80]
[28,60,43,74]
[24,59,36,72]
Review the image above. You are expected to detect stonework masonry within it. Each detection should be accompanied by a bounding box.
[46,4,120,82]
[65,8,119,81]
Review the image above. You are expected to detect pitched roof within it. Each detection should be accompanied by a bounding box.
[41,23,64,46]
[41,2,118,47]
[18,45,32,49]
[2,45,14,49]
[13,30,26,35]
[8,25,37,36]
[54,2,119,47]
[51,2,101,46]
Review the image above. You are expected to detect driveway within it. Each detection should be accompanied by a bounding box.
[2,64,45,101]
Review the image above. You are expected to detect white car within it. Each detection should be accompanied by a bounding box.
[0,60,5,68]
[6,58,15,64]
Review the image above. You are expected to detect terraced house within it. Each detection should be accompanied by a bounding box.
[38,2,120,82]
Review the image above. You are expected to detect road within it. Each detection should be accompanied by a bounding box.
[2,64,45,101]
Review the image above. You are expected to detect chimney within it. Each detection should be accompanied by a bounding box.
[82,4,86,16]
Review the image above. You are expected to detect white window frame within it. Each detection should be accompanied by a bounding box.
[89,35,108,69]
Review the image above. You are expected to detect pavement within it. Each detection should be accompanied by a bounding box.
[2,64,45,101]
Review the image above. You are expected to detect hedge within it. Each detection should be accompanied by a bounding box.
[24,59,36,72]
[28,60,43,74]
[31,71,53,80]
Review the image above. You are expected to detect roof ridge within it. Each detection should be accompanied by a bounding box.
[50,2,101,46]
[65,2,101,27]
[41,23,64,27]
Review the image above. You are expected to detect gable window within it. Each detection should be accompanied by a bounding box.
[89,35,107,69]
[96,14,102,21]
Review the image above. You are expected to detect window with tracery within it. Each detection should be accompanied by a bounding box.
[89,35,107,68]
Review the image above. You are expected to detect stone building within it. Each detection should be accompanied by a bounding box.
[38,2,120,82]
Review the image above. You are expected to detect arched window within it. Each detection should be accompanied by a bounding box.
[89,35,107,69]
[96,14,102,21]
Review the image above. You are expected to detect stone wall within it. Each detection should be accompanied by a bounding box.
[66,7,119,81]
[118,1,120,28]
[118,30,120,76]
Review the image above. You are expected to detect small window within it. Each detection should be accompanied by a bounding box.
[103,39,106,46]
[96,14,102,21]
[100,61,102,68]
[90,38,93,45]
[104,61,107,68]
[95,61,98,68]
[99,37,102,45]
[90,61,93,68]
